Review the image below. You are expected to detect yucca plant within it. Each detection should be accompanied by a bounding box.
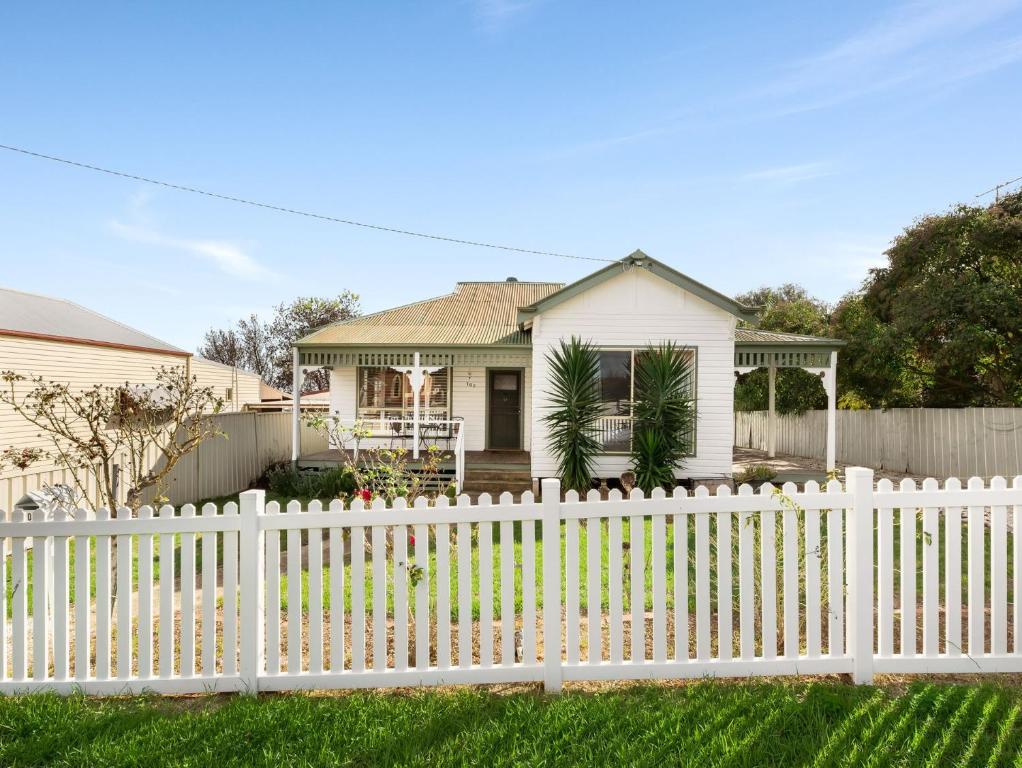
[630,342,695,492]
[543,337,602,493]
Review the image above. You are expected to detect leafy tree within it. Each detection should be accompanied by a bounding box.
[198,292,360,392]
[863,190,1022,406]
[268,293,359,392]
[829,293,919,408]
[734,284,830,414]
[198,314,273,382]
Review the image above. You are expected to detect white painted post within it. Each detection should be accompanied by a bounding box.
[767,359,776,458]
[239,490,265,694]
[291,349,301,463]
[825,351,838,471]
[846,466,874,685]
[412,352,420,460]
[541,478,562,693]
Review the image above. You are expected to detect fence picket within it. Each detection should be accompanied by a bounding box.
[74,508,91,681]
[673,486,689,662]
[350,520,366,673]
[158,505,175,677]
[630,488,646,663]
[223,501,239,676]
[137,506,154,679]
[990,477,1008,655]
[10,511,27,681]
[306,500,324,675]
[201,503,219,676]
[608,493,624,664]
[782,482,799,659]
[716,487,733,662]
[478,502,494,669]
[967,477,985,656]
[804,481,822,659]
[94,507,112,680]
[435,500,452,671]
[944,479,962,656]
[565,494,580,666]
[180,504,197,677]
[500,510,515,667]
[414,497,430,672]
[877,480,895,657]
[694,486,710,661]
[920,479,939,657]
[587,491,603,664]
[265,501,281,675]
[371,515,387,673]
[328,499,345,673]
[651,489,667,664]
[456,506,472,669]
[393,513,409,672]
[899,480,917,657]
[738,484,755,660]
[520,501,536,666]
[287,500,303,674]
[759,485,777,660]
[52,508,70,681]
[826,487,844,657]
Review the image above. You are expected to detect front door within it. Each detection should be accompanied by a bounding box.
[487,370,522,449]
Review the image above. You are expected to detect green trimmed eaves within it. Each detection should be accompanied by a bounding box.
[516,250,760,324]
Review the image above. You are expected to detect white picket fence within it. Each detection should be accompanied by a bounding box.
[1,470,1022,695]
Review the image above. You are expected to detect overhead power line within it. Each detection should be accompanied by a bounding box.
[0,143,613,263]
[976,174,1022,202]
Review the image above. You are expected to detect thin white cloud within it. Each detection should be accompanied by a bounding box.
[472,0,539,30]
[760,0,1022,111]
[109,221,278,282]
[742,162,836,185]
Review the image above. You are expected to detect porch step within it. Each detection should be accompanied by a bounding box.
[464,469,533,483]
[461,481,534,494]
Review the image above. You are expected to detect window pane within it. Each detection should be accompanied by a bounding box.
[598,351,631,415]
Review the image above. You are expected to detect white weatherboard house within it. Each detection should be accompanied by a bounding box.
[290,251,842,492]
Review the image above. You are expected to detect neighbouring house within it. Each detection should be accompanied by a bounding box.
[0,286,281,507]
[291,251,844,491]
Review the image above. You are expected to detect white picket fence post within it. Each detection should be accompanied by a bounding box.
[541,478,562,693]
[239,489,265,694]
[846,467,875,685]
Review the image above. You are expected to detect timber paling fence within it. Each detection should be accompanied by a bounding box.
[1,471,1022,695]
[736,408,1022,479]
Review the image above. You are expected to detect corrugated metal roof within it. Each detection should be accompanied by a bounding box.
[735,328,843,345]
[0,287,186,354]
[300,281,563,347]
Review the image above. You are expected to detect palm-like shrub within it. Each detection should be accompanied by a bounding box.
[543,337,602,493]
[630,342,695,492]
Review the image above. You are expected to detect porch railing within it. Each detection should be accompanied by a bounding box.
[338,418,465,494]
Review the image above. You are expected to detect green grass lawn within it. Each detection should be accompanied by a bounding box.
[1,680,1020,767]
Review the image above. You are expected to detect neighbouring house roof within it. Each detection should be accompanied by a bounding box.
[516,251,760,325]
[0,286,187,356]
[735,328,845,348]
[298,281,563,347]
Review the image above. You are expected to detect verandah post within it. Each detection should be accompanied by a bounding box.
[239,489,266,694]
[846,466,875,685]
[541,478,562,693]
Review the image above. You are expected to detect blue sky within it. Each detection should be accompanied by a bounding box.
[2,1,1021,350]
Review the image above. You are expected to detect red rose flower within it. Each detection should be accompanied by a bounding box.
[357,488,372,502]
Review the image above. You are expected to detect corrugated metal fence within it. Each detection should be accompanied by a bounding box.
[735,408,1022,479]
[0,412,329,509]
